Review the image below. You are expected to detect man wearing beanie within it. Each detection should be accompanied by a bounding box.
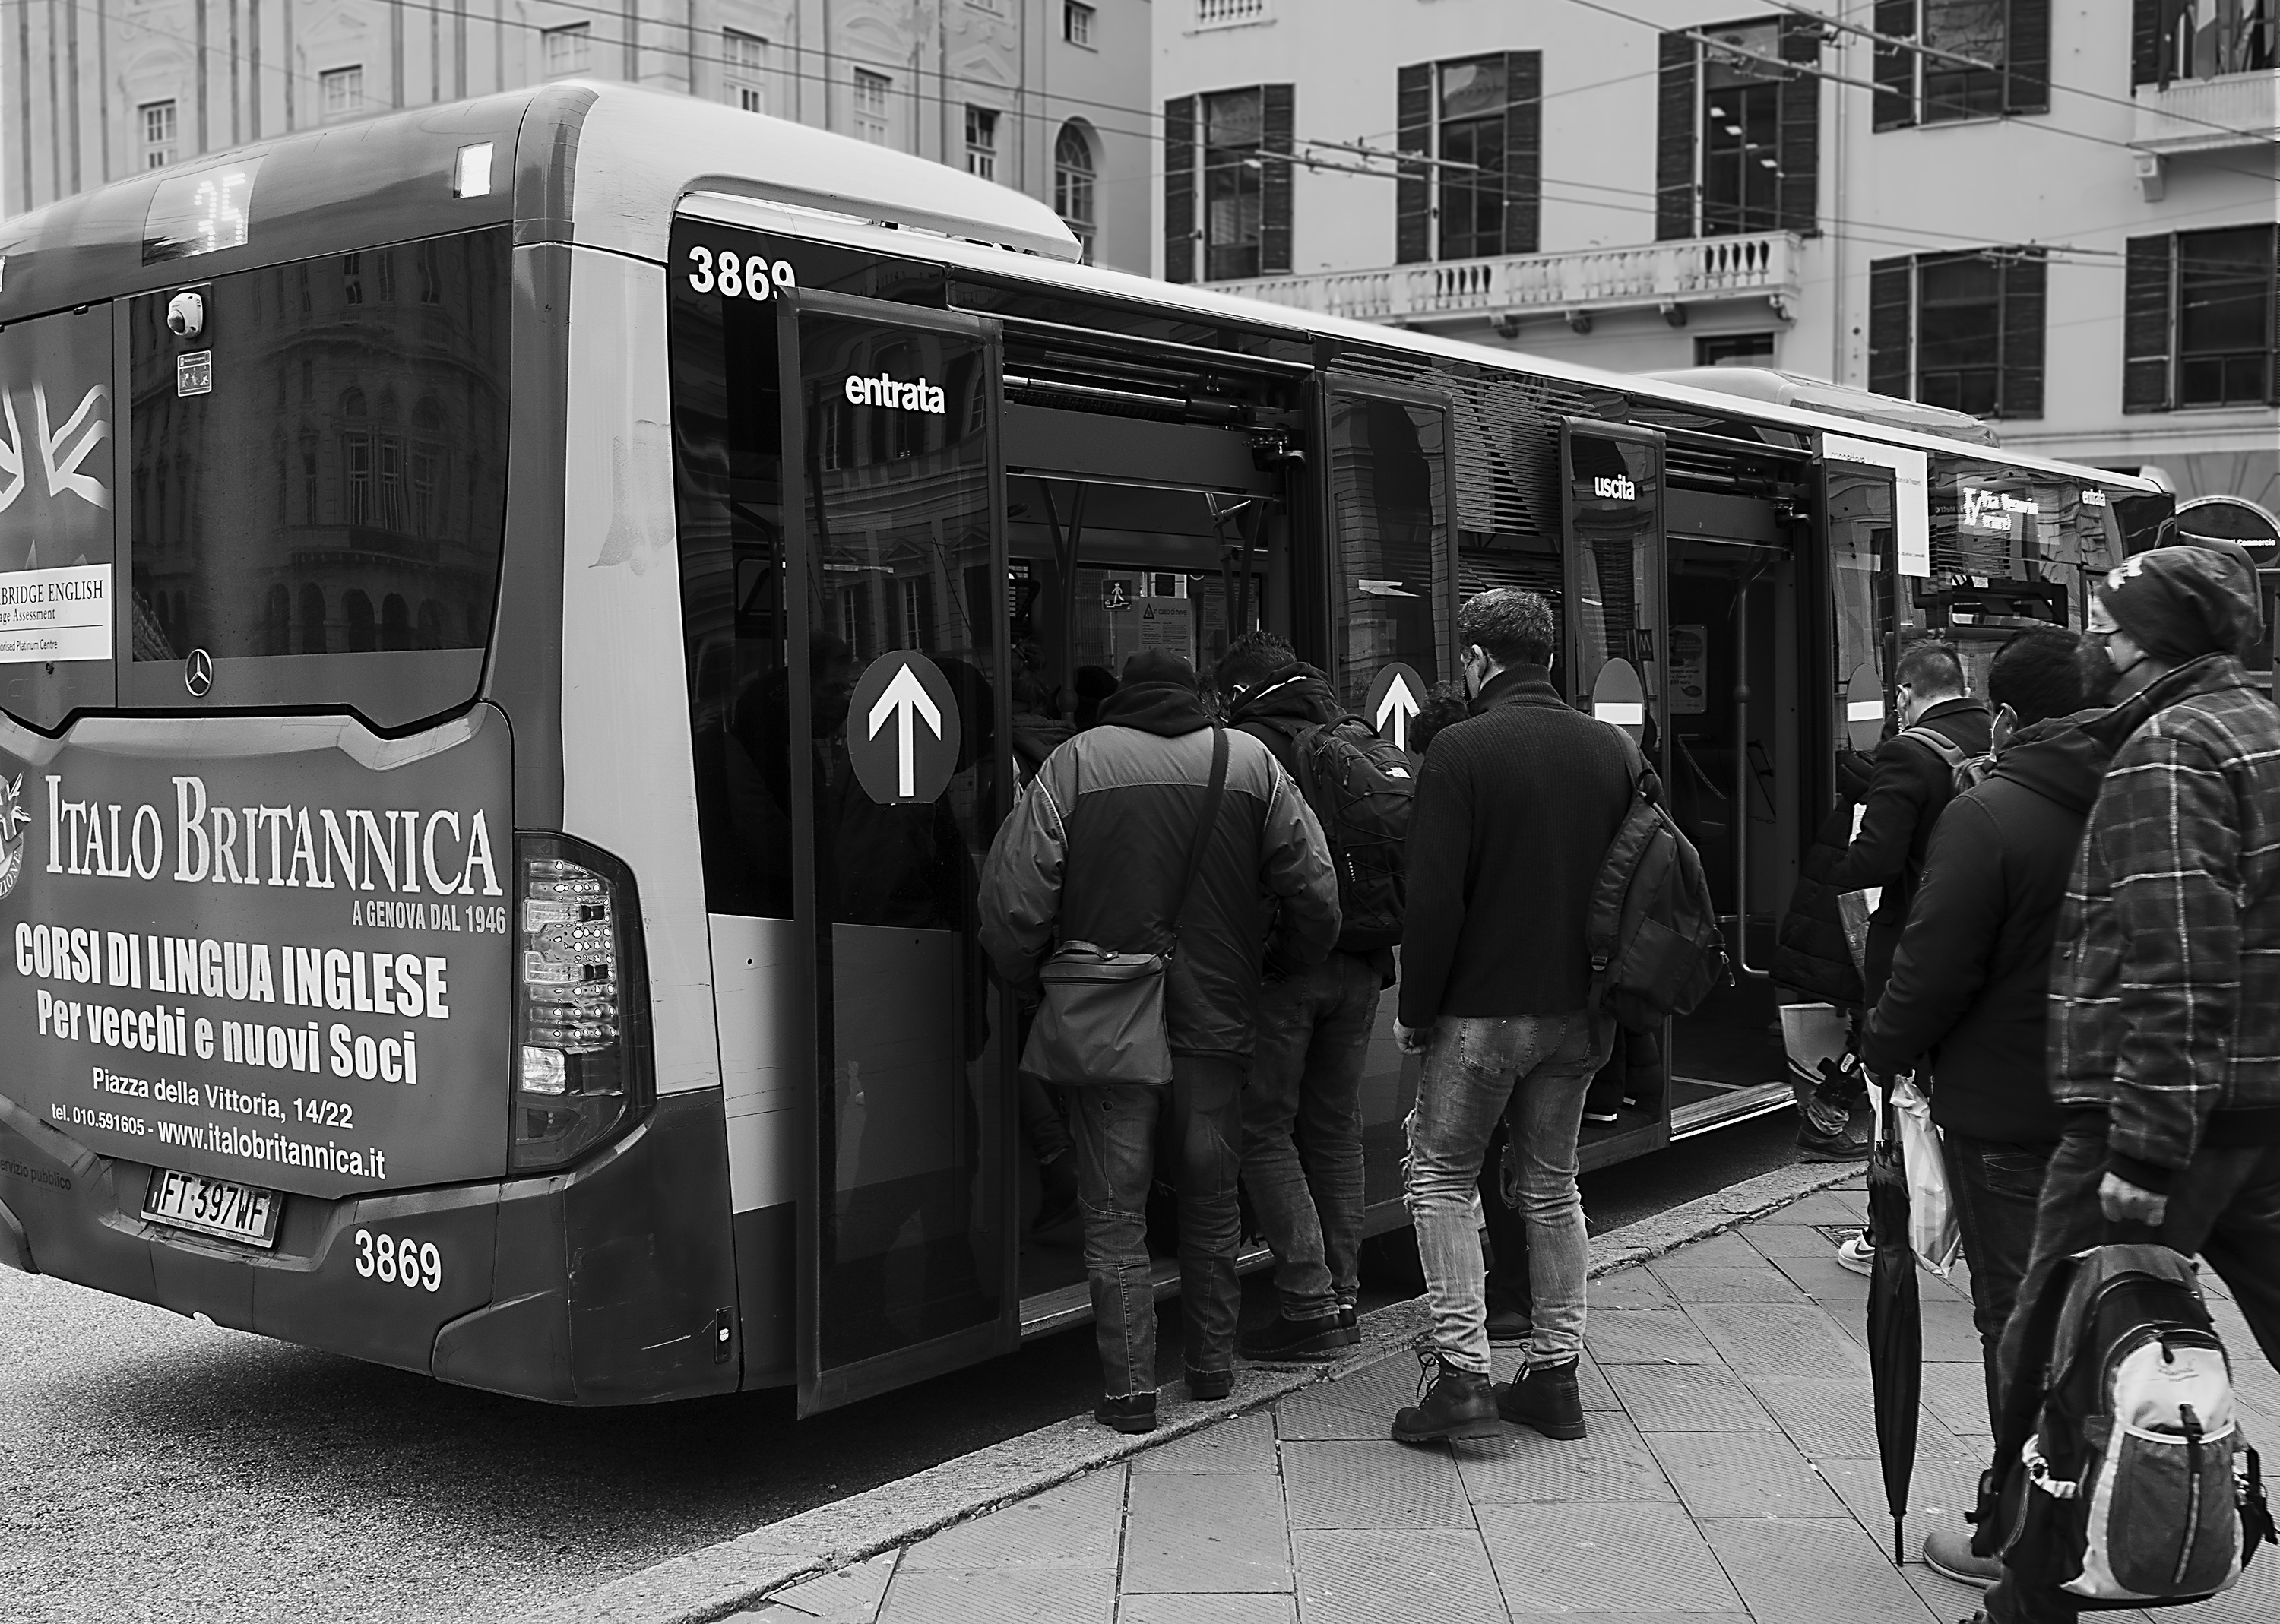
[979,648,1339,1435]
[1969,546,2280,1624]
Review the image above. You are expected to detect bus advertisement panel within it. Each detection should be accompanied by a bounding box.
[0,711,515,1201]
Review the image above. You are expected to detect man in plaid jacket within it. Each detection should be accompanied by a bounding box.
[1971,543,2280,1624]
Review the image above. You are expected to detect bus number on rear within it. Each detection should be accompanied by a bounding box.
[689,246,796,302]
[353,1227,441,1293]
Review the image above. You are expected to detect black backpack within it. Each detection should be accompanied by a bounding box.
[1584,730,1729,1027]
[1282,715,1416,952]
[1975,1242,2275,1605]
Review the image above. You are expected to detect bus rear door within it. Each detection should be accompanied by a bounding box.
[782,289,1018,1415]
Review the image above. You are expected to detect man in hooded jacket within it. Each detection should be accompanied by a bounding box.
[1215,631,1392,1361]
[1970,547,2280,1624]
[979,649,1341,1435]
[1857,628,2101,1588]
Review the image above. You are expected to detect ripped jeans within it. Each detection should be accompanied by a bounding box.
[1404,1011,1614,1376]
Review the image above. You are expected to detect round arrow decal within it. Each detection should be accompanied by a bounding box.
[1363,662,1427,755]
[845,651,964,807]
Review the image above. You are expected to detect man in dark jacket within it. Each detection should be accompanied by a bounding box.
[1389,588,1633,1445]
[1973,548,2280,1624]
[1214,632,1388,1361]
[978,649,1340,1435]
[1858,628,2099,1588]
[1827,639,1992,1008]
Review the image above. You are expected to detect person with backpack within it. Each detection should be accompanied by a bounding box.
[1968,546,2280,1624]
[1854,629,2104,1588]
[1825,640,1990,1277]
[1214,632,1411,1360]
[1389,587,1636,1445]
[977,648,1341,1435]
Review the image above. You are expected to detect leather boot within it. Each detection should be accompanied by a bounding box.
[1496,1357,1586,1439]
[1391,1341,1501,1444]
[1095,1392,1157,1434]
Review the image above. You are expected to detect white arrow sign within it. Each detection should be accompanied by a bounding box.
[1373,670,1421,752]
[868,662,945,799]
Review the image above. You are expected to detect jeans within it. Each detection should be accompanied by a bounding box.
[1984,1126,2280,1624]
[1941,1132,2057,1434]
[1063,1056,1246,1399]
[1241,951,1379,1321]
[1404,1010,1614,1375]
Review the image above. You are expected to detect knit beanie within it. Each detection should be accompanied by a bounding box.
[2092,545,2263,663]
[1120,648,1200,691]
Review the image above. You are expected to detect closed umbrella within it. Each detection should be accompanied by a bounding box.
[1865,1094,1922,1566]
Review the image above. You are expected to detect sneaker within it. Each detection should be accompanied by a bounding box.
[1923,1523,2001,1588]
[1485,1306,1534,1346]
[1390,1337,1502,1444]
[1796,1119,1872,1162]
[1186,1369,1233,1402]
[1494,1357,1586,1440]
[1095,1392,1157,1434]
[1835,1232,1874,1277]
[1240,1311,1354,1363]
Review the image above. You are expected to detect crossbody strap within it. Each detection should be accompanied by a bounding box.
[1163,726,1229,957]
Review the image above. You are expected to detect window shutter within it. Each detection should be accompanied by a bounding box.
[1776,18,1821,236]
[2123,233,2173,413]
[1164,96,1195,285]
[1655,33,1696,242]
[1261,83,1294,274]
[2005,0,2050,115]
[1997,249,2047,419]
[1872,0,1917,131]
[1868,256,1913,397]
[1503,50,1542,255]
[1395,64,1432,265]
[2130,0,2165,87]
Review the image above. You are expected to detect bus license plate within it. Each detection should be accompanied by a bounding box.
[143,1169,280,1248]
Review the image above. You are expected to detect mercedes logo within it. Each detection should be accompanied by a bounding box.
[185,648,214,697]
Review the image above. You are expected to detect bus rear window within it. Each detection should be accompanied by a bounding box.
[128,227,509,712]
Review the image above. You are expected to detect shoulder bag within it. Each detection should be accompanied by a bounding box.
[1020,726,1228,1088]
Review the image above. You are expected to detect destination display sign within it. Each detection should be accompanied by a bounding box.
[0,710,515,1199]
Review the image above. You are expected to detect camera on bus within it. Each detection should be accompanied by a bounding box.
[166,291,205,340]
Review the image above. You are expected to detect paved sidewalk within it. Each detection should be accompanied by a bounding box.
[737,1181,2280,1624]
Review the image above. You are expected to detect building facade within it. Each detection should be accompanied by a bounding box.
[4,0,1151,274]
[1154,0,2279,506]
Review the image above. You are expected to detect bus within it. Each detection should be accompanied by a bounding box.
[0,83,2171,1415]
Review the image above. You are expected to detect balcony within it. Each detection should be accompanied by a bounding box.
[1202,231,1801,331]
[1192,0,1271,30]
[2132,69,2280,154]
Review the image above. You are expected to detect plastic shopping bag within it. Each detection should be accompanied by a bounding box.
[1869,1075,1962,1275]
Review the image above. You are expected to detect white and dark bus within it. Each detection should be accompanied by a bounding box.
[0,84,2171,1413]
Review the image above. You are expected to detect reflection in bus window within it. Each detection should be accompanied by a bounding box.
[128,227,509,663]
[1328,391,1449,712]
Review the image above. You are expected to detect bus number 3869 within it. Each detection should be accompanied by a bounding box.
[353,1229,442,1293]
[688,245,796,301]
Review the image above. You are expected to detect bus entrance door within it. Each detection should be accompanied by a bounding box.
[784,292,1018,1415]
[1557,421,1672,1166]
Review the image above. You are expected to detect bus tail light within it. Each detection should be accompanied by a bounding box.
[511,834,653,1174]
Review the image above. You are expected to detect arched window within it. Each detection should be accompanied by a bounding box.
[1054,123,1097,262]
[344,590,376,652]
[380,594,413,651]
[300,584,328,654]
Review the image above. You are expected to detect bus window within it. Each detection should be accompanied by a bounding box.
[670,255,793,919]
[1826,461,1897,747]
[123,229,510,725]
[0,303,116,728]
[1325,383,1453,713]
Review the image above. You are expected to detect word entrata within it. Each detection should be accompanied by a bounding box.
[16,926,451,1018]
[1592,473,1638,501]
[38,774,504,896]
[842,372,948,414]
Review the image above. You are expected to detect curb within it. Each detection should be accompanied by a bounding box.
[496,1156,1862,1624]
